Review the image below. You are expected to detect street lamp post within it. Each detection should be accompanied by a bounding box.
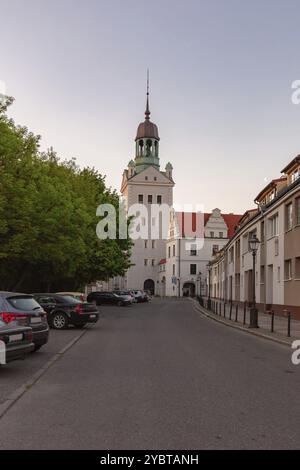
[248,233,260,328]
[207,263,212,310]
[197,271,202,297]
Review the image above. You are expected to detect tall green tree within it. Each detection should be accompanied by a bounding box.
[0,98,132,292]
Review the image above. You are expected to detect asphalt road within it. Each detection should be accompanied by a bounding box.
[0,299,299,450]
[0,327,86,406]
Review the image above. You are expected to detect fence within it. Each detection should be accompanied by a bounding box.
[198,297,297,339]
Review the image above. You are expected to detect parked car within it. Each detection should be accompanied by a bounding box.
[56,292,86,302]
[113,290,135,303]
[132,290,149,303]
[0,318,34,364]
[0,292,49,352]
[87,291,132,306]
[143,290,152,302]
[33,294,99,330]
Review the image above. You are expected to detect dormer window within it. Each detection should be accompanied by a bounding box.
[269,191,275,201]
[291,167,300,183]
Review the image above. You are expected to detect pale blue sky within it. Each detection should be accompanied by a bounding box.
[1,0,300,213]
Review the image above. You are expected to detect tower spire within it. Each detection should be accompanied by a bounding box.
[145,68,150,120]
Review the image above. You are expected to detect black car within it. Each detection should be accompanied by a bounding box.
[0,292,49,352]
[0,319,34,364]
[87,291,132,306]
[33,294,99,330]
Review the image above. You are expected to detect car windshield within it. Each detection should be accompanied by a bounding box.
[7,296,42,311]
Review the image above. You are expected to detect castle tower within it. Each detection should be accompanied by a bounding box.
[121,77,174,294]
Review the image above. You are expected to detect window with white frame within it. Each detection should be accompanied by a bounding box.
[284,259,292,280]
[286,203,293,231]
[190,264,197,275]
[291,167,300,183]
[190,244,197,256]
[296,198,300,225]
[295,257,300,279]
[268,214,278,238]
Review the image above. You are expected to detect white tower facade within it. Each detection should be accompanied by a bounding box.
[121,87,174,294]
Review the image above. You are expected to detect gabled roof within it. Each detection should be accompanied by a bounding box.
[236,208,258,228]
[221,213,243,238]
[175,212,242,239]
[255,177,287,203]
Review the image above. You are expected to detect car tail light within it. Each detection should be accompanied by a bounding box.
[0,313,15,323]
[75,304,83,314]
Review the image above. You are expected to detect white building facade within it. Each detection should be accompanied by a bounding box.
[120,90,174,294]
[164,209,241,297]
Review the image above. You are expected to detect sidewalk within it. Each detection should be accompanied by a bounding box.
[193,299,300,346]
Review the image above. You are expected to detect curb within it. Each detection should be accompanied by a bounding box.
[192,300,293,347]
[0,326,91,420]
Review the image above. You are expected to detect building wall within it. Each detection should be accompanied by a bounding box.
[284,191,300,308]
[122,165,174,292]
[165,210,231,297]
[210,173,300,318]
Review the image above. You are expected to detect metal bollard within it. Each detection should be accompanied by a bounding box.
[224,303,226,318]
[287,312,291,338]
[271,310,274,333]
[235,304,238,322]
[243,303,246,325]
[229,302,232,320]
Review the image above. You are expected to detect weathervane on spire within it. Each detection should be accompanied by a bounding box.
[145,68,150,120]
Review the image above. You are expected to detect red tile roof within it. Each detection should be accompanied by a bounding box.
[221,213,243,238]
[175,212,242,239]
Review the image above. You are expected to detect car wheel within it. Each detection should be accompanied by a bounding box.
[51,312,68,330]
[117,300,123,306]
[32,345,42,352]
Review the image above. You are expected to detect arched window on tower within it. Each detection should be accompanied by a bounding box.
[154,141,158,157]
[139,140,144,157]
[146,139,152,157]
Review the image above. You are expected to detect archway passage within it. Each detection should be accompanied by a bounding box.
[183,282,196,297]
[144,279,155,295]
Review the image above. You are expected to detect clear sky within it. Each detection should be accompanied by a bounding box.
[1,0,300,214]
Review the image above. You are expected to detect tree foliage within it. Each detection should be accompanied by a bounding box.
[0,98,132,292]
